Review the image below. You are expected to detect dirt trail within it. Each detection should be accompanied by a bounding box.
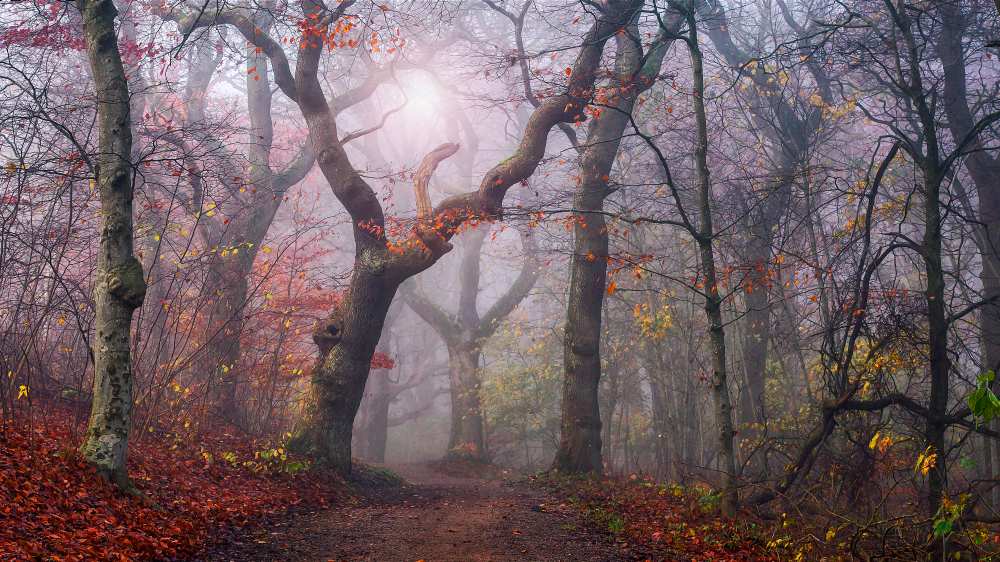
[208,463,636,562]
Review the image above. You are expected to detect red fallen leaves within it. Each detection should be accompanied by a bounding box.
[0,410,348,560]
[537,474,775,562]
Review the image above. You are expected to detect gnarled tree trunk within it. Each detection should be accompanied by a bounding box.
[309,259,402,473]
[173,0,641,474]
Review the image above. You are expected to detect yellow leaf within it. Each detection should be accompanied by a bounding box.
[915,446,937,475]
[57,316,66,326]
[17,385,28,399]
[868,432,880,450]
[262,245,273,254]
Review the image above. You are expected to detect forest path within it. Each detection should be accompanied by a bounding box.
[207,462,635,562]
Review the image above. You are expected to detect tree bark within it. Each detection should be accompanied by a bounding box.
[205,258,252,425]
[738,229,771,428]
[923,162,950,516]
[892,2,950,516]
[363,373,391,464]
[308,259,401,473]
[649,377,672,480]
[77,0,146,489]
[557,179,609,472]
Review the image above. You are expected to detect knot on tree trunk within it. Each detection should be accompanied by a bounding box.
[313,315,343,357]
[107,256,146,309]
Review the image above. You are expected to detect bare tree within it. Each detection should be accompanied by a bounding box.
[404,225,538,461]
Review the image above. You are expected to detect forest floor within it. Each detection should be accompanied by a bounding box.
[0,406,763,561]
[207,461,644,562]
[12,407,991,560]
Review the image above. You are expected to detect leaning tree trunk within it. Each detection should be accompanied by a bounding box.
[214,0,644,474]
[77,0,146,489]
[554,10,677,474]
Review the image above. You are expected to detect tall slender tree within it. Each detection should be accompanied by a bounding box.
[77,0,146,490]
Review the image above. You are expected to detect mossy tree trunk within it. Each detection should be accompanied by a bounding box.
[445,341,486,459]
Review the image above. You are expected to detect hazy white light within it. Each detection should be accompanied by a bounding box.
[403,74,440,119]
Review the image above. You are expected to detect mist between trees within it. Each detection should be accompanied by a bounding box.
[2,0,1000,557]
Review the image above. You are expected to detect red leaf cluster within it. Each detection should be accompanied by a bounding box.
[370,351,395,370]
[0,23,86,52]
[0,410,348,560]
